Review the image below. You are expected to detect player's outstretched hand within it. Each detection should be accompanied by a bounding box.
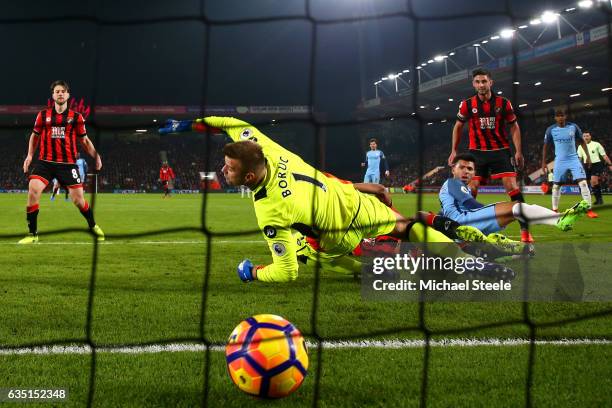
[514,152,524,169]
[447,151,457,166]
[237,259,255,282]
[23,155,32,173]
[159,119,193,134]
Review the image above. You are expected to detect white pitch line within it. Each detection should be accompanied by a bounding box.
[0,338,609,355]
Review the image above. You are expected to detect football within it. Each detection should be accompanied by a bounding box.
[225,314,308,398]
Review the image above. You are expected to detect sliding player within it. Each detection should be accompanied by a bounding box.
[160,117,513,283]
[443,153,589,244]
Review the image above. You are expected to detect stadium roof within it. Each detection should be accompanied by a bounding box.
[357,2,612,121]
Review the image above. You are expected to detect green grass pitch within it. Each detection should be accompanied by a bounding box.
[0,192,610,407]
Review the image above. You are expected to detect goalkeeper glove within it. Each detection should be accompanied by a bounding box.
[237,259,256,282]
[159,119,193,134]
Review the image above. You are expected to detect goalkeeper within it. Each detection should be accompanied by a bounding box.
[160,117,512,283]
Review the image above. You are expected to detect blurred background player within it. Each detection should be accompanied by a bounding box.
[438,153,589,247]
[448,68,533,243]
[361,138,389,183]
[159,161,175,198]
[240,185,251,198]
[50,178,68,201]
[76,152,88,191]
[577,130,612,206]
[542,109,596,218]
[20,80,104,243]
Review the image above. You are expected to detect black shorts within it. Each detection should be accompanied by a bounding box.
[469,148,516,182]
[586,162,605,178]
[30,160,83,188]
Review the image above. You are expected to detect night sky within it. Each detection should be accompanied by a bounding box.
[1,0,577,118]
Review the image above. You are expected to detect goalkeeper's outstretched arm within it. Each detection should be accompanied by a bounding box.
[159,116,287,154]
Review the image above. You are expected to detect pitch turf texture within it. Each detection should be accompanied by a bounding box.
[0,193,610,407]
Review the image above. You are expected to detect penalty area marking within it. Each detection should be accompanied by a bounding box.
[0,338,610,355]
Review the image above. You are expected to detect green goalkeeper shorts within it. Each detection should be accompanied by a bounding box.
[322,192,397,257]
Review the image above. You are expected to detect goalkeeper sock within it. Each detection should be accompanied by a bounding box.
[78,201,96,228]
[26,204,39,235]
[512,203,558,226]
[425,213,461,240]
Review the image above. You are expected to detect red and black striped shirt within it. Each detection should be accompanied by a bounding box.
[32,107,87,163]
[159,166,175,181]
[456,94,517,151]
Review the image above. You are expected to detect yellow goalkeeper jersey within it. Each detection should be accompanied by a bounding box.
[202,116,384,283]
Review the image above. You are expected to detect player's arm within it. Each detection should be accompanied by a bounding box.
[541,127,552,173]
[74,114,102,170]
[510,121,523,168]
[597,144,612,167]
[449,121,464,166]
[23,132,40,173]
[574,125,591,167]
[505,100,523,168]
[353,182,392,207]
[381,151,390,176]
[160,116,285,154]
[23,111,45,173]
[238,226,299,283]
[78,136,102,170]
[448,179,482,209]
[449,100,468,165]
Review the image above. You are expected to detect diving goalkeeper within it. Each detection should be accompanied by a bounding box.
[160,117,512,283]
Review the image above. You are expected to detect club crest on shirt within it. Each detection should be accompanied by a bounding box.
[461,186,470,194]
[67,117,73,124]
[472,108,478,114]
[495,107,501,113]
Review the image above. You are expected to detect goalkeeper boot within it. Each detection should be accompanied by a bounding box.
[18,233,39,244]
[455,225,487,243]
[91,225,105,241]
[556,200,590,232]
[486,233,526,255]
[465,261,516,281]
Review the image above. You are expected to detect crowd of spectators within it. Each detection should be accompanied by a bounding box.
[1,110,609,193]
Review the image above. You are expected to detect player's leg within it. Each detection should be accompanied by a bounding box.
[50,179,59,200]
[551,162,564,211]
[570,162,596,218]
[18,178,47,243]
[372,173,380,184]
[592,173,603,205]
[68,186,105,240]
[61,164,105,240]
[499,176,534,243]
